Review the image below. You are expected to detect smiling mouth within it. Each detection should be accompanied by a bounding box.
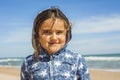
[49,42,58,45]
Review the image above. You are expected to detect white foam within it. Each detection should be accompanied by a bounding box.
[0,58,22,62]
[85,56,120,61]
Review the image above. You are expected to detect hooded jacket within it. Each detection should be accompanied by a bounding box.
[21,46,90,80]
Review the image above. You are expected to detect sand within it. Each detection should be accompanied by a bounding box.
[90,69,120,80]
[0,67,120,80]
[0,67,20,80]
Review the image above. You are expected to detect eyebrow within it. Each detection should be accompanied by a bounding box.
[41,27,65,30]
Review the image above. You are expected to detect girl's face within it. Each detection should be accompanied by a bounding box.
[38,18,67,55]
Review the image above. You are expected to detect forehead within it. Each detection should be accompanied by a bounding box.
[40,18,66,30]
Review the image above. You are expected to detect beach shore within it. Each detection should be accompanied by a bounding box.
[0,67,20,80]
[90,69,120,80]
[0,67,120,80]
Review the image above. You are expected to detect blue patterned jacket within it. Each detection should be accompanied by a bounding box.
[21,47,90,80]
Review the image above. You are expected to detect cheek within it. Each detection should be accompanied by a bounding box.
[39,36,50,43]
[59,35,66,42]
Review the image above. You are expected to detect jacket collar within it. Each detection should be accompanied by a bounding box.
[38,45,67,61]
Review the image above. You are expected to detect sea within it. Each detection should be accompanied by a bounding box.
[0,53,120,71]
[83,53,120,71]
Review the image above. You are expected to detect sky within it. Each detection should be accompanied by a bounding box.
[0,0,120,57]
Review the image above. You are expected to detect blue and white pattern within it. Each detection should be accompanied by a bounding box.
[21,47,90,80]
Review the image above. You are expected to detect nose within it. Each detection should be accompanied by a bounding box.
[50,32,57,40]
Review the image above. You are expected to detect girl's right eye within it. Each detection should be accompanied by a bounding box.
[43,30,51,35]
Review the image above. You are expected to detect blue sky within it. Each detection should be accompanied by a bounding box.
[0,0,120,57]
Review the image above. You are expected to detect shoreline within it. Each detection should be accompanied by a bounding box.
[0,67,120,80]
[90,68,120,72]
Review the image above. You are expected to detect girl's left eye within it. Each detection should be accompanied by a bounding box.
[57,31,63,34]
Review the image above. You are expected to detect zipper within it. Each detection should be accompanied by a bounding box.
[49,55,54,80]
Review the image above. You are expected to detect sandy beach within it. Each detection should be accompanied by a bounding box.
[0,67,20,80]
[90,69,120,80]
[0,67,120,80]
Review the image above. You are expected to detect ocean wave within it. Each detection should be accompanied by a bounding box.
[85,56,120,61]
[0,58,22,62]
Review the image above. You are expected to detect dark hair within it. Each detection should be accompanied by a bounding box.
[32,7,72,61]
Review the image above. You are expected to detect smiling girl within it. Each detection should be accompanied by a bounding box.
[21,7,90,80]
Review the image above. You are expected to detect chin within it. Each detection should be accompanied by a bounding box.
[49,50,59,54]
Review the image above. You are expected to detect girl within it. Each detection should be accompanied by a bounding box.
[21,7,90,80]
